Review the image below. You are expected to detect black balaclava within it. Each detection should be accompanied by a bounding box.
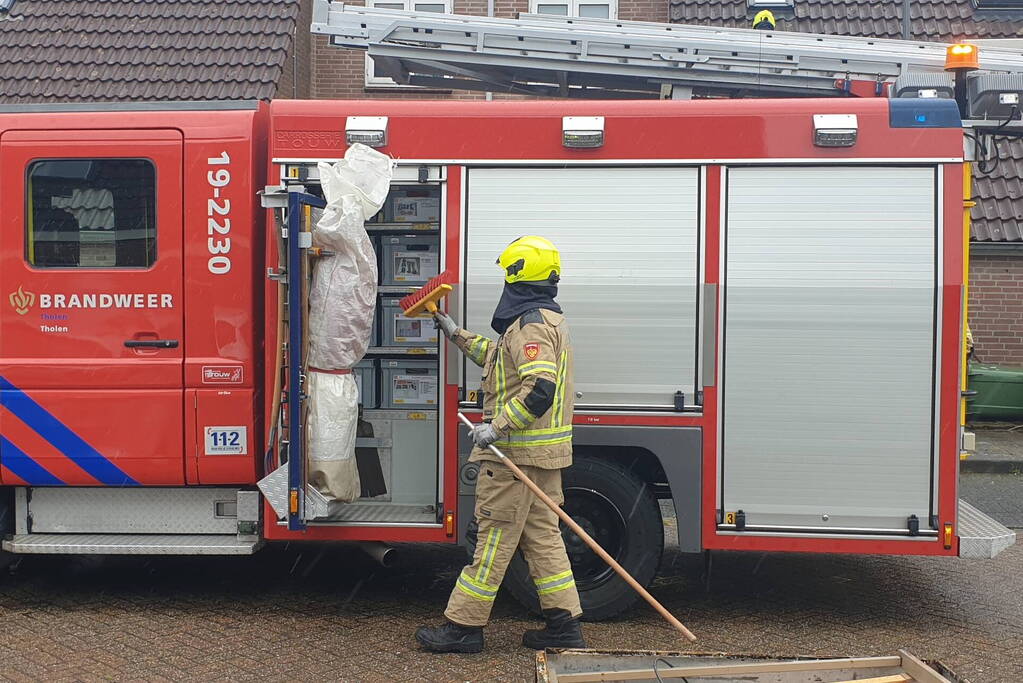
[490,281,561,335]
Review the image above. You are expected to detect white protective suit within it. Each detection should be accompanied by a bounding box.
[306,144,394,502]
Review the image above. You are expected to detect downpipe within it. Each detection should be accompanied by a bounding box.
[358,541,396,567]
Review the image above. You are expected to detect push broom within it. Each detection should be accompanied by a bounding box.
[400,275,698,642]
[398,271,454,317]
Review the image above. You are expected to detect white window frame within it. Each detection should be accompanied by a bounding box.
[747,0,793,7]
[974,0,1023,8]
[529,0,618,19]
[364,0,452,88]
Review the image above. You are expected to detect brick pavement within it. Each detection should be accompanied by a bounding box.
[0,538,1018,682]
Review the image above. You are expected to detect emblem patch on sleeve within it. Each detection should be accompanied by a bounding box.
[523,342,540,360]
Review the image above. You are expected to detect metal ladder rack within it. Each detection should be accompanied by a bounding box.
[312,0,1023,98]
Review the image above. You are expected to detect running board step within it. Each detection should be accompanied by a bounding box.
[958,499,1016,559]
[258,462,330,521]
[2,533,263,556]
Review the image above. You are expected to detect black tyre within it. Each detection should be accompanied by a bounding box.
[502,455,664,622]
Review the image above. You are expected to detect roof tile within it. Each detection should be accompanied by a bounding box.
[0,0,301,103]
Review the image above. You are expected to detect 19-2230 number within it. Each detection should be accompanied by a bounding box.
[207,151,232,275]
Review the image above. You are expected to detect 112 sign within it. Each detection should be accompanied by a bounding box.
[204,426,248,455]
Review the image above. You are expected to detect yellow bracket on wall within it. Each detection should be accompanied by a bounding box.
[962,163,974,430]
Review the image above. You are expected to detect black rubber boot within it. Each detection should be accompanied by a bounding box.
[415,621,484,653]
[521,609,586,650]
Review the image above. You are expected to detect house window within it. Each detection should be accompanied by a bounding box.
[530,0,617,19]
[747,0,793,7]
[365,0,451,88]
[974,0,1023,7]
[26,159,156,268]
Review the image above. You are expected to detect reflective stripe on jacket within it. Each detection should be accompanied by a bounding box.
[452,308,574,469]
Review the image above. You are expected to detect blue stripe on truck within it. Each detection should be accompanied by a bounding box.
[0,377,139,487]
[0,436,65,486]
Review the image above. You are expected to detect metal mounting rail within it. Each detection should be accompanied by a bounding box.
[312,1,1023,98]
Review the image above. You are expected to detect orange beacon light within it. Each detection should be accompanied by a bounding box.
[945,43,980,71]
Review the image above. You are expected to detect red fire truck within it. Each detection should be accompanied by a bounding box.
[0,96,1012,620]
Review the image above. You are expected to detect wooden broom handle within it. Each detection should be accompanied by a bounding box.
[456,413,697,642]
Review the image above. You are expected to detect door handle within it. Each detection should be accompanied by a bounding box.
[124,339,179,349]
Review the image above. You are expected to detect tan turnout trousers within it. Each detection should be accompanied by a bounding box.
[444,308,581,627]
[444,461,582,626]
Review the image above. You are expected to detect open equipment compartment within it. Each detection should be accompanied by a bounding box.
[275,162,447,528]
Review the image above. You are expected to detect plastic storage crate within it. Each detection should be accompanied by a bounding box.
[353,359,378,408]
[388,190,440,223]
[380,359,438,409]
[380,235,439,286]
[380,296,438,347]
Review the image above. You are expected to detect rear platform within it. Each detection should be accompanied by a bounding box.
[958,499,1015,559]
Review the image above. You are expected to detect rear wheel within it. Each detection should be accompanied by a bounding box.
[502,455,664,622]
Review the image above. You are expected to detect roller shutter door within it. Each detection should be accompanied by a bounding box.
[464,167,701,409]
[721,166,938,534]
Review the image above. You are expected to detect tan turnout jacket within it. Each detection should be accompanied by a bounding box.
[452,308,574,469]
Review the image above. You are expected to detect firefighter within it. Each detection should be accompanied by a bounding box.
[415,235,584,654]
[752,9,776,30]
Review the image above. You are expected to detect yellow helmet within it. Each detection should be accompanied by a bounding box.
[752,9,776,30]
[497,235,561,284]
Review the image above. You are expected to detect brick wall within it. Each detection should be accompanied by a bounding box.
[618,0,666,23]
[969,252,1023,367]
[311,0,664,99]
[277,0,313,99]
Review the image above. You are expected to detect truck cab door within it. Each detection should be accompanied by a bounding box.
[0,130,185,486]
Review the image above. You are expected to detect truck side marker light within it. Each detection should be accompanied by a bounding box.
[813,113,858,147]
[944,522,953,550]
[445,511,455,537]
[346,116,388,147]
[563,116,604,148]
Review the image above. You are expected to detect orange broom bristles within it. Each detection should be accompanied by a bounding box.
[399,271,455,317]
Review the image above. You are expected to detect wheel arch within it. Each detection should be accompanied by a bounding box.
[455,423,703,554]
[571,424,702,554]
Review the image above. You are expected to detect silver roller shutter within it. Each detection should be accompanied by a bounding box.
[464,167,701,409]
[721,166,938,534]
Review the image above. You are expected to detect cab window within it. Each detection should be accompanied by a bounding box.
[26,159,156,268]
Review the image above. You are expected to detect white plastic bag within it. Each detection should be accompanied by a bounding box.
[307,193,377,371]
[308,144,394,370]
[306,372,361,503]
[306,144,394,503]
[322,143,394,221]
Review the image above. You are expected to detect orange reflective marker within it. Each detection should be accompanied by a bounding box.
[444,511,455,536]
[945,43,979,71]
